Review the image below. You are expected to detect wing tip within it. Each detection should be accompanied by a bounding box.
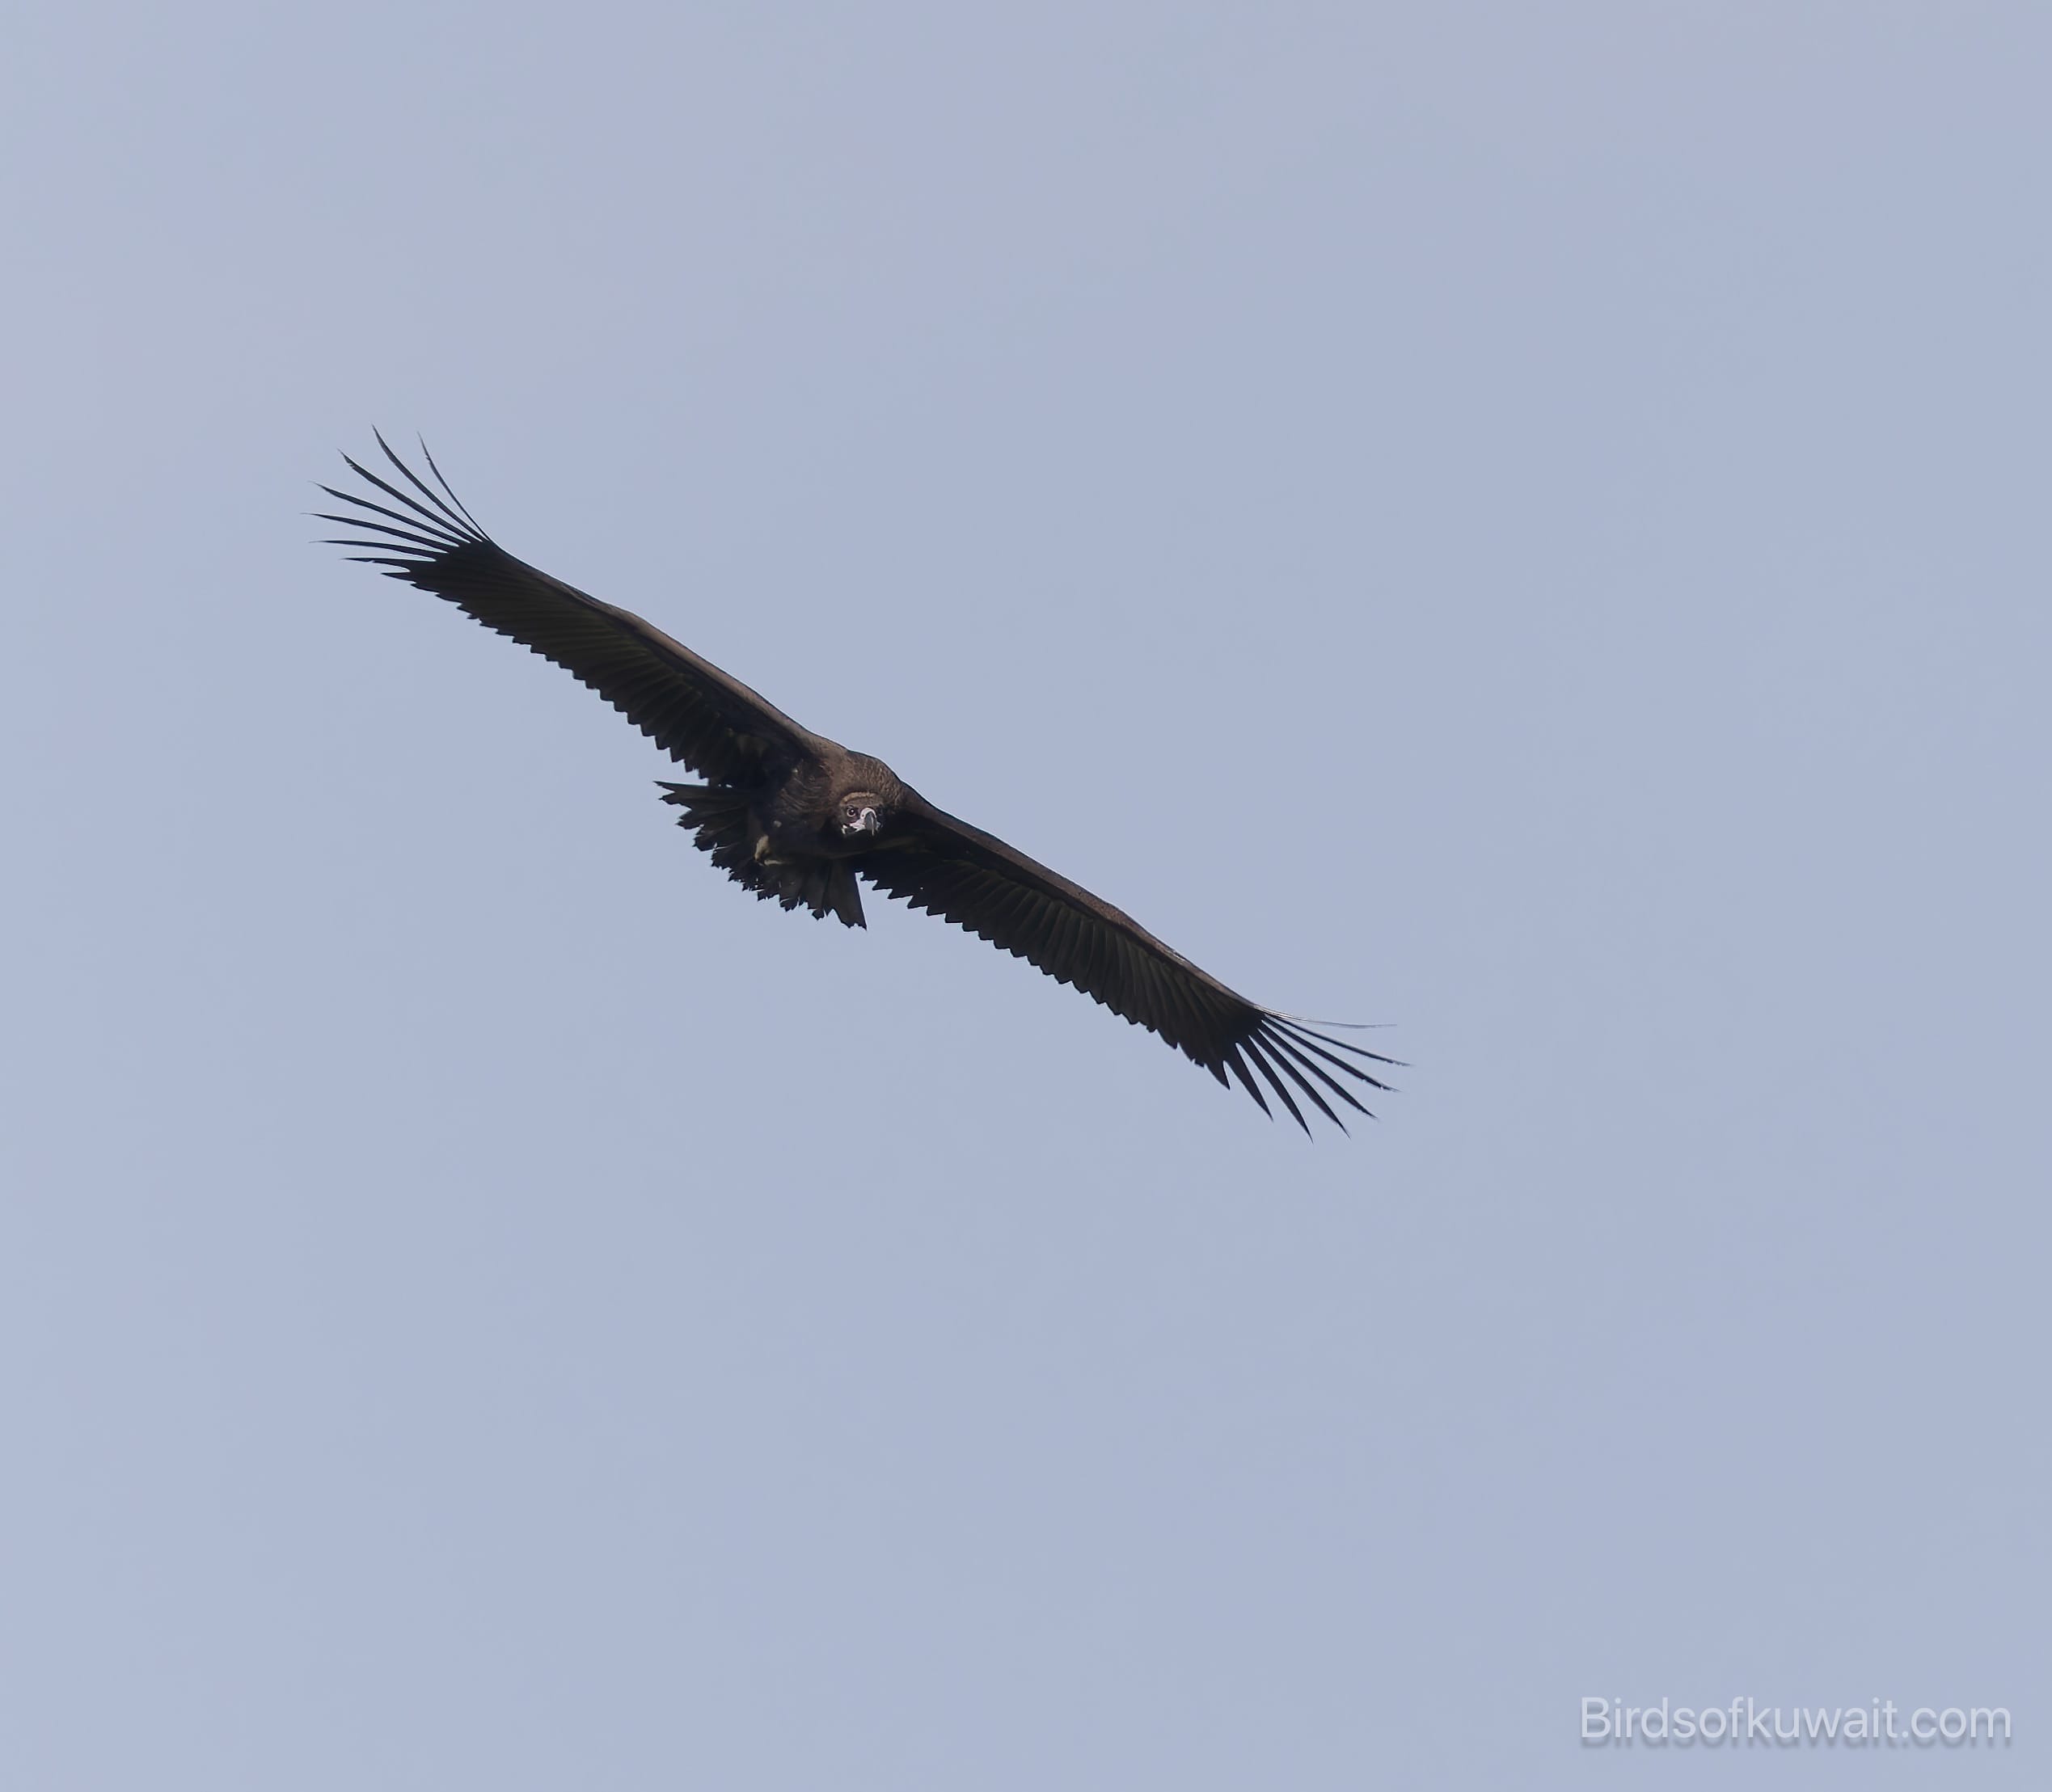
[1210,1010,1399,1136]
[319,433,492,569]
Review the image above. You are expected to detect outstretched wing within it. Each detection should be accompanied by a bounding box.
[319,436,825,786]
[860,796,1394,1134]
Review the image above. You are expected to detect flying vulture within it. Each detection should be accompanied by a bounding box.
[319,437,1393,1132]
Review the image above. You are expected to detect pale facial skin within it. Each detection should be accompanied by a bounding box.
[837,793,885,837]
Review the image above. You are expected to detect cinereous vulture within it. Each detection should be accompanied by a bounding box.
[319,436,1394,1132]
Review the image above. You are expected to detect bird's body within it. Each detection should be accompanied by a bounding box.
[662,747,906,930]
[320,436,1393,1132]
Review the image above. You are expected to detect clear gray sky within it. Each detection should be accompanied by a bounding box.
[2,3,2045,1786]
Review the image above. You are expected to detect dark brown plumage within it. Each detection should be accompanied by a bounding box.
[319,436,1394,1132]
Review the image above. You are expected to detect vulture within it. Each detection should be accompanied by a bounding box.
[319,436,1394,1132]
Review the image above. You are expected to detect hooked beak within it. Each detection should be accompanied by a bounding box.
[855,807,880,835]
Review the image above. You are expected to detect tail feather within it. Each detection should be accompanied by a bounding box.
[825,861,863,929]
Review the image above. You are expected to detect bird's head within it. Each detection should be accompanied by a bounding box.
[836,791,886,838]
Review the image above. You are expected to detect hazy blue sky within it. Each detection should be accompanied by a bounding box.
[3,3,2046,1786]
